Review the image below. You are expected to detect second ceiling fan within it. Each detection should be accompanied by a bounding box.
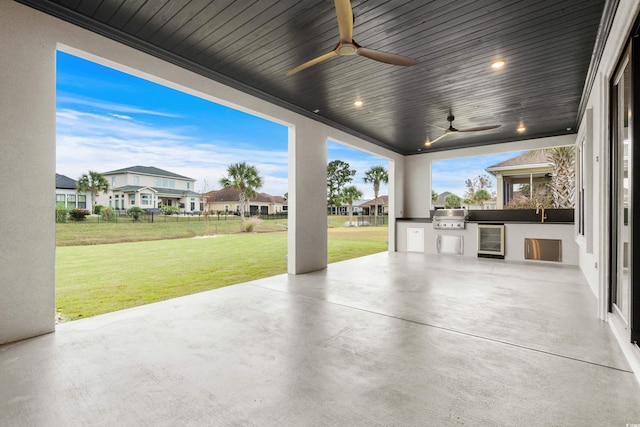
[426,114,501,146]
[287,0,417,75]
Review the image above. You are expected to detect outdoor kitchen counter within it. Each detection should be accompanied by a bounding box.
[396,219,578,265]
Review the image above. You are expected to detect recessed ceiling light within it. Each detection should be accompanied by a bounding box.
[517,124,526,133]
[424,138,432,147]
[312,109,320,113]
[354,100,363,107]
[566,127,572,131]
[491,59,506,69]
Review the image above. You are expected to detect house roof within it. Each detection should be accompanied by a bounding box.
[101,166,193,181]
[486,151,552,170]
[358,196,388,207]
[55,173,76,190]
[114,185,200,197]
[205,188,286,204]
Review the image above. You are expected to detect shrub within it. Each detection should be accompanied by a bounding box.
[101,207,116,222]
[161,205,180,215]
[127,207,145,221]
[244,216,262,232]
[93,205,105,215]
[55,209,68,223]
[68,208,90,221]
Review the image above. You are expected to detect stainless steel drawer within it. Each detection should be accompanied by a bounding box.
[524,238,562,262]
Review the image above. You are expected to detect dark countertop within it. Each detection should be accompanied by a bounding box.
[397,208,575,224]
[397,218,573,224]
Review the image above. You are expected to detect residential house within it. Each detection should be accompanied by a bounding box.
[486,151,554,209]
[433,191,459,209]
[55,173,89,210]
[358,195,388,216]
[204,187,287,215]
[95,166,203,213]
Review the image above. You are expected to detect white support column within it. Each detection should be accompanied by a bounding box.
[288,122,328,274]
[495,174,504,209]
[0,2,56,344]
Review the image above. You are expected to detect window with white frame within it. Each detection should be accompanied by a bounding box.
[66,194,76,209]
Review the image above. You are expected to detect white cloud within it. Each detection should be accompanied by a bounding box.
[57,94,182,118]
[109,113,133,120]
[56,108,289,196]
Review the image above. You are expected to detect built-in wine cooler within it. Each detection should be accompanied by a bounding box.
[477,224,505,259]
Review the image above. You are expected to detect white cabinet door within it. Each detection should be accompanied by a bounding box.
[407,228,425,252]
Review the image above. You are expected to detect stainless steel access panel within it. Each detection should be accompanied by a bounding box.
[524,238,562,262]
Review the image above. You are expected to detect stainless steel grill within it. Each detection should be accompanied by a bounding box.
[432,209,467,229]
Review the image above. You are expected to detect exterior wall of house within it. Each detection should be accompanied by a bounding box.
[95,171,199,212]
[56,188,90,210]
[0,1,57,344]
[574,0,640,380]
[0,1,402,343]
[206,201,286,215]
[106,172,194,192]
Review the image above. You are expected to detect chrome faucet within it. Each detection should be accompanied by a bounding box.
[535,203,547,223]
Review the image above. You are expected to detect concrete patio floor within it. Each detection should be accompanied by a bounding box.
[2,252,640,426]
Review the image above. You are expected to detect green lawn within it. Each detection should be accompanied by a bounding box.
[56,215,287,246]
[56,225,388,321]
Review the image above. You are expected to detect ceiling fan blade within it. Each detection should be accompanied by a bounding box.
[287,50,339,75]
[356,47,417,66]
[429,133,449,145]
[457,125,501,132]
[335,0,353,42]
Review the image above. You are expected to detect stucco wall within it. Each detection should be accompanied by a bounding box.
[0,1,57,344]
[0,1,403,343]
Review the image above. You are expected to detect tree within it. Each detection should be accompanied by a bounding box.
[76,170,109,214]
[341,185,363,226]
[327,160,356,210]
[431,190,438,205]
[464,174,493,200]
[363,165,388,226]
[523,146,576,208]
[219,162,263,231]
[463,174,494,209]
[547,146,575,208]
[444,194,462,209]
[473,189,491,209]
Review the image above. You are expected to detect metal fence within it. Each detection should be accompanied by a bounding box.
[56,209,289,223]
[353,214,388,226]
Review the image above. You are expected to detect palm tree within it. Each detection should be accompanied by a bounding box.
[547,146,575,208]
[219,162,263,231]
[341,185,363,226]
[76,170,109,213]
[363,165,388,226]
[524,147,576,208]
[474,189,491,209]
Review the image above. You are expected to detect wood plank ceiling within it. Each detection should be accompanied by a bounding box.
[19,0,609,154]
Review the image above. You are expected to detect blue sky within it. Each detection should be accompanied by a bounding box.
[432,151,525,197]
[56,51,389,200]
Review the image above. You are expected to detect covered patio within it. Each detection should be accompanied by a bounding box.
[3,0,640,424]
[2,253,639,425]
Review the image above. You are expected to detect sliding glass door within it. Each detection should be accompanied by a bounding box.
[611,50,631,328]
